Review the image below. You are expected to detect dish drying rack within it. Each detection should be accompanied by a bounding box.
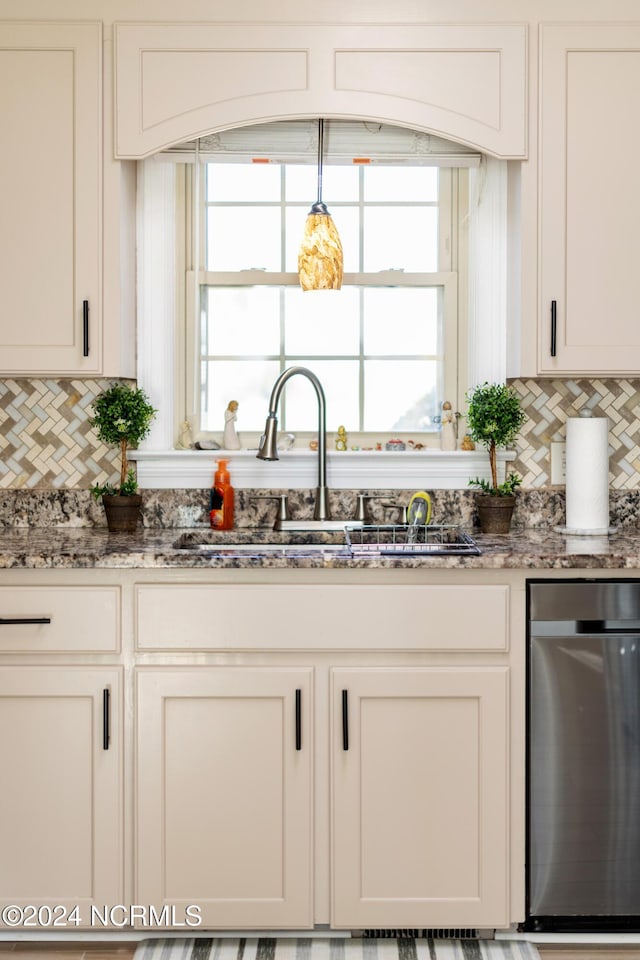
[344,523,480,557]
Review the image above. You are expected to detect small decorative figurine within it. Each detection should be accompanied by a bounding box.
[176,419,193,449]
[335,425,348,451]
[223,400,241,450]
[461,434,476,451]
[440,400,457,451]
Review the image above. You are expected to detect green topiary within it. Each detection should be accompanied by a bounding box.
[89,384,157,497]
[465,381,526,496]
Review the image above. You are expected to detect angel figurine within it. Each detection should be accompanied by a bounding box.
[223,400,241,449]
[440,400,457,451]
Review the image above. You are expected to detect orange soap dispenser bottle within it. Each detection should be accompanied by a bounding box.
[209,459,234,530]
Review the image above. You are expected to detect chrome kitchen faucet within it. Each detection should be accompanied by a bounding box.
[256,366,330,526]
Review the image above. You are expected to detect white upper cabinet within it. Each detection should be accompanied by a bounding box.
[113,22,527,159]
[539,23,640,374]
[0,22,102,375]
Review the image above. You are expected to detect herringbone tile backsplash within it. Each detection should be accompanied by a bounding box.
[509,378,640,489]
[0,377,638,490]
[0,378,126,489]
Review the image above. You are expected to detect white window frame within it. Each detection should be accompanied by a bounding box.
[188,161,461,446]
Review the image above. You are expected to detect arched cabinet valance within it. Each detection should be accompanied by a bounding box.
[113,21,528,159]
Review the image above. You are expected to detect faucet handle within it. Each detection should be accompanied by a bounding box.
[251,493,290,528]
[381,500,408,525]
[353,494,378,522]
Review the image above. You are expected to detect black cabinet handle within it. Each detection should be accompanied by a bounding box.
[550,300,557,357]
[103,688,110,750]
[295,688,302,751]
[0,617,51,625]
[342,689,349,751]
[83,300,89,357]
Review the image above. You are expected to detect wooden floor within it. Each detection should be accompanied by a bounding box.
[0,947,136,960]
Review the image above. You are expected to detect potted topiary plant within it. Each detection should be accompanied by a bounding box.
[465,381,527,534]
[89,384,157,532]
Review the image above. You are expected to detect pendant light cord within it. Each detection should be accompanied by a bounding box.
[317,118,324,204]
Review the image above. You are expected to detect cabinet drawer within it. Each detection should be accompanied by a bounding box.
[136,583,508,652]
[0,587,120,653]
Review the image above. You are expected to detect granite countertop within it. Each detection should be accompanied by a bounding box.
[1,525,640,569]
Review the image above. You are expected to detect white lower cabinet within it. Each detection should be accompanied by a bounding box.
[132,575,518,930]
[0,572,518,932]
[0,667,122,924]
[331,667,510,928]
[135,667,314,929]
[134,660,511,930]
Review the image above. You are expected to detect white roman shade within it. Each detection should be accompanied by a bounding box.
[157,119,481,167]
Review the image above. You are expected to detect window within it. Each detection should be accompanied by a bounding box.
[182,122,471,444]
[134,130,513,490]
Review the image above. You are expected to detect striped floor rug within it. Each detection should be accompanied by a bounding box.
[134,938,540,960]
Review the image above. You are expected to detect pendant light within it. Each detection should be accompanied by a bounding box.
[298,119,344,291]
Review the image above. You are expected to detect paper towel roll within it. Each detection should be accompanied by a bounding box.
[565,416,610,534]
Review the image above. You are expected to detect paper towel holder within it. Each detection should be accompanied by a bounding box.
[555,412,616,536]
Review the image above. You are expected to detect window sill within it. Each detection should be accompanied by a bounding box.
[130,448,515,490]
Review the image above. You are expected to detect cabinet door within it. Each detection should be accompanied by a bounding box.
[539,24,640,374]
[136,667,313,928]
[0,667,122,925]
[0,23,101,374]
[332,666,509,928]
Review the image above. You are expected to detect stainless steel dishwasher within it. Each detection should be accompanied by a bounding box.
[527,579,640,932]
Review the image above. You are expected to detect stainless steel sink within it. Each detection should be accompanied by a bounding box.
[172,530,349,558]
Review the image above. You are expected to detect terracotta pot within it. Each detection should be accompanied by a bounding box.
[102,494,142,533]
[476,494,516,534]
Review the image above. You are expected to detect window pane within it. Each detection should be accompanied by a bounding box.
[363,207,438,272]
[285,165,317,203]
[364,166,438,202]
[363,288,440,355]
[332,206,360,274]
[207,163,281,202]
[285,206,360,273]
[283,360,359,434]
[284,287,360,355]
[321,166,360,202]
[285,164,359,203]
[207,207,281,271]
[201,359,280,432]
[285,206,311,272]
[202,287,281,355]
[363,360,439,431]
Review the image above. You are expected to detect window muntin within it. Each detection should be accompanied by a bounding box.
[194,160,461,437]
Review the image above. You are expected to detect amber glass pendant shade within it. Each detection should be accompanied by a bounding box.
[298,120,344,291]
[299,202,344,290]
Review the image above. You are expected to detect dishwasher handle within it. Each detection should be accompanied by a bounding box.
[576,620,640,634]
